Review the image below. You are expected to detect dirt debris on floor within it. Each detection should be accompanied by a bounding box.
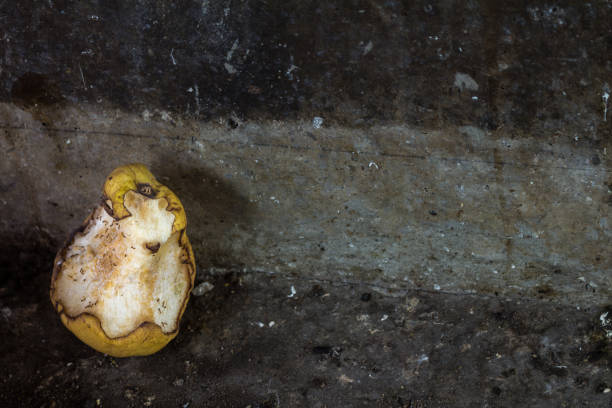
[0,239,610,407]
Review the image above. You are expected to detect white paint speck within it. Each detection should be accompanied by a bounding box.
[1,307,12,320]
[433,284,441,291]
[226,39,239,61]
[312,116,324,129]
[142,110,152,121]
[381,314,389,321]
[600,312,612,338]
[544,383,553,395]
[256,322,265,328]
[511,264,516,269]
[338,374,355,384]
[285,64,300,79]
[454,72,479,91]
[160,111,172,122]
[268,321,275,328]
[66,139,71,144]
[417,354,429,364]
[224,63,237,74]
[170,48,177,65]
[368,161,379,169]
[363,40,373,55]
[287,286,297,298]
[471,96,479,101]
[192,281,214,296]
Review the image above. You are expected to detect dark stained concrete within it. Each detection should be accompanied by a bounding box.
[2,1,611,134]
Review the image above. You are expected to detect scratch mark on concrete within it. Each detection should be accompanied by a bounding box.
[78,64,87,90]
[2,125,610,174]
[226,39,239,61]
[194,84,200,115]
[602,84,610,122]
[224,63,237,74]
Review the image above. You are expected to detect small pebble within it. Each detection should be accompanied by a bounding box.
[192,281,214,296]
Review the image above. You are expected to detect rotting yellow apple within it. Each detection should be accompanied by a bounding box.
[50,164,196,357]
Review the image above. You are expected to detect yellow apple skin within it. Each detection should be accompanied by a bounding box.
[50,164,196,357]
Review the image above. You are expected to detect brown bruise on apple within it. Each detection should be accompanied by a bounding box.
[51,190,192,339]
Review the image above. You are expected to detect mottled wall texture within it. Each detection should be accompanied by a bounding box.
[1,1,610,306]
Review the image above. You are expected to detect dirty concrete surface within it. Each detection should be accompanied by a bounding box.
[2,258,612,407]
[1,0,611,407]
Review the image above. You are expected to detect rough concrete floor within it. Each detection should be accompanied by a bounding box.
[0,237,611,407]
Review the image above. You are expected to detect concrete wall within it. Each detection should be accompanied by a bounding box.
[2,101,610,306]
[1,1,610,306]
